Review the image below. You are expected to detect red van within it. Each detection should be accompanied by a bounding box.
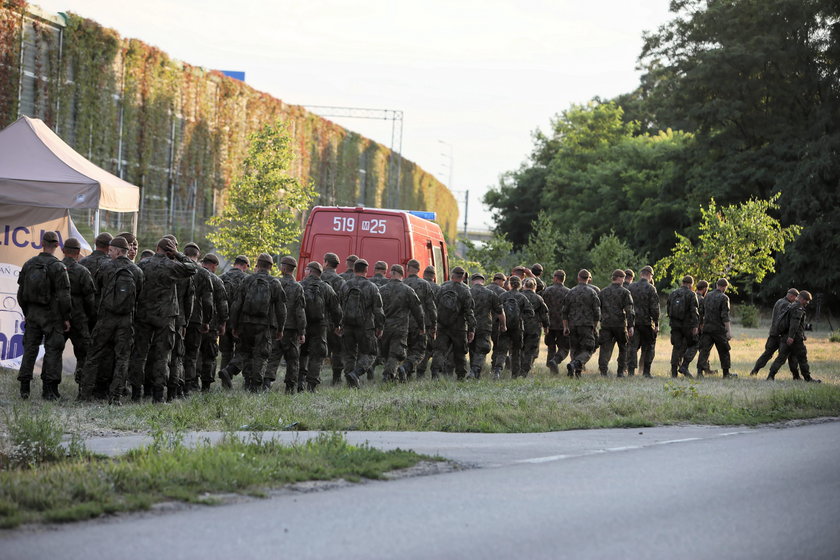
[296,206,449,283]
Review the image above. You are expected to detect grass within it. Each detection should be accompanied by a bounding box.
[1,327,838,436]
[0,430,425,529]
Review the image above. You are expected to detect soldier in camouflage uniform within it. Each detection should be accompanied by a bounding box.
[468,273,504,379]
[198,254,228,391]
[561,269,601,378]
[667,275,700,378]
[378,265,424,382]
[697,278,737,378]
[117,232,138,262]
[542,269,570,374]
[531,264,546,295]
[79,232,113,278]
[521,278,549,375]
[404,259,436,379]
[264,256,307,393]
[299,262,342,391]
[431,267,476,380]
[340,259,384,387]
[370,261,389,288]
[182,243,214,395]
[627,265,660,377]
[767,291,820,382]
[218,255,249,387]
[487,272,507,373]
[79,237,144,404]
[162,235,194,398]
[597,270,635,377]
[493,275,532,379]
[229,253,287,391]
[340,254,358,282]
[417,265,440,377]
[321,252,346,385]
[623,269,634,289]
[750,288,800,377]
[693,279,715,375]
[17,231,71,400]
[60,238,95,390]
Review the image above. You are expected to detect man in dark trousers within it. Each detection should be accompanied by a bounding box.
[767,290,820,383]
[60,237,96,392]
[697,278,737,378]
[750,288,800,377]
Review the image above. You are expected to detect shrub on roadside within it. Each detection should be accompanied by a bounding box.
[739,304,760,328]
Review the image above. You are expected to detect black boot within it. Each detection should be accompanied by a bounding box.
[153,386,165,404]
[306,382,318,392]
[43,382,60,401]
[131,385,142,402]
[331,369,342,386]
[345,369,361,389]
[20,380,30,400]
[218,367,233,389]
[397,366,407,383]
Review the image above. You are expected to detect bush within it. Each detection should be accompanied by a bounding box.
[830,330,840,343]
[739,304,759,328]
[1,407,64,470]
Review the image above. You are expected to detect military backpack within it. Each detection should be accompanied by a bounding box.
[503,295,521,325]
[437,286,461,327]
[242,275,272,318]
[24,261,53,306]
[303,280,325,323]
[669,290,690,322]
[343,284,365,326]
[102,267,137,315]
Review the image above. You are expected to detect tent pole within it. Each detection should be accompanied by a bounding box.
[132,211,138,236]
[94,209,100,237]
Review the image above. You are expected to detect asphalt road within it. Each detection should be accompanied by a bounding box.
[3,422,840,559]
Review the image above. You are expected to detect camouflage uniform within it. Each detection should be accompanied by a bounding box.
[431,280,476,379]
[79,248,115,396]
[168,274,195,395]
[266,272,307,391]
[542,282,570,371]
[129,253,197,401]
[219,267,248,369]
[17,252,71,395]
[299,274,342,389]
[487,282,507,371]
[321,265,346,383]
[63,256,96,385]
[469,283,502,378]
[229,269,286,391]
[370,272,389,288]
[340,275,384,383]
[378,278,424,381]
[198,270,228,390]
[521,290,549,375]
[183,265,215,393]
[768,301,816,381]
[78,249,110,279]
[561,283,601,376]
[752,296,799,377]
[404,273,437,378]
[597,283,635,376]
[627,278,659,376]
[493,289,534,378]
[667,285,700,377]
[417,276,441,376]
[79,255,144,401]
[697,289,731,375]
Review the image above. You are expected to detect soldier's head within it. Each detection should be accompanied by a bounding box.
[451,266,466,283]
[324,252,339,269]
[553,269,566,286]
[117,232,138,260]
[346,254,359,270]
[41,231,60,253]
[234,255,250,271]
[512,266,526,278]
[611,269,626,285]
[163,234,178,248]
[390,264,404,280]
[374,261,388,275]
[94,232,113,250]
[640,265,654,281]
[531,263,543,277]
[508,275,522,291]
[63,237,82,261]
[108,236,129,259]
[306,261,323,278]
[696,279,709,295]
[280,255,297,275]
[797,290,812,307]
[423,265,436,282]
[624,269,635,283]
[493,272,506,287]
[139,249,154,260]
[202,253,220,273]
[716,278,729,292]
[256,253,274,271]
[786,288,800,302]
[471,272,485,286]
[524,277,536,291]
[577,269,591,285]
[354,258,369,275]
[183,242,200,262]
[156,237,176,258]
[406,259,421,275]
[681,275,695,287]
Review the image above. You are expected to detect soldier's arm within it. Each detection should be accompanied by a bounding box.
[81,270,97,321]
[464,290,476,333]
[229,279,246,331]
[274,283,287,332]
[328,286,343,327]
[53,263,72,322]
[425,287,438,327]
[625,292,635,327]
[17,264,28,315]
[372,286,385,331]
[522,296,535,317]
[591,292,601,323]
[215,283,229,325]
[409,288,425,329]
[649,287,660,326]
[787,307,804,340]
[201,274,214,326]
[295,285,307,333]
[688,293,700,329]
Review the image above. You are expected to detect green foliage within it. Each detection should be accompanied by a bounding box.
[207,120,316,263]
[463,233,517,276]
[656,194,801,289]
[1,406,65,470]
[557,227,592,277]
[829,331,840,343]
[522,211,560,272]
[589,230,644,289]
[739,305,760,329]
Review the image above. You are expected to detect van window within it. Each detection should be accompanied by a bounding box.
[432,244,444,284]
[311,234,352,263]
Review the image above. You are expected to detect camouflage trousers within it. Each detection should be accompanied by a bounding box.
[628,324,656,375]
[403,325,427,375]
[417,330,435,376]
[219,329,237,370]
[493,326,523,378]
[598,326,629,375]
[80,314,134,399]
[236,322,275,389]
[753,335,797,376]
[380,327,408,380]
[168,328,186,392]
[768,338,808,380]
[522,327,542,375]
[569,326,597,369]
[65,318,90,385]
[129,319,175,391]
[431,327,468,379]
[468,328,492,376]
[697,331,731,373]
[342,327,378,376]
[544,328,570,367]
[18,316,64,385]
[669,325,698,373]
[183,322,205,392]
[267,329,301,388]
[300,324,328,387]
[197,331,220,389]
[326,328,344,378]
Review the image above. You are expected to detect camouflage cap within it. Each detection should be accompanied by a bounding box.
[202,253,219,265]
[63,237,81,250]
[346,254,359,263]
[406,259,420,270]
[492,272,506,281]
[94,232,113,247]
[612,269,626,279]
[553,269,566,279]
[624,269,635,278]
[280,255,297,268]
[42,231,59,243]
[163,234,178,246]
[578,269,591,279]
[423,266,436,276]
[117,232,137,244]
[184,242,200,252]
[451,266,466,276]
[471,272,485,281]
[531,263,543,274]
[374,260,388,270]
[512,266,526,274]
[799,290,812,301]
[354,259,369,272]
[257,253,274,266]
[324,252,339,266]
[307,261,323,273]
[640,265,654,275]
[110,236,129,250]
[140,249,154,259]
[234,255,250,266]
[390,264,404,275]
[509,275,522,287]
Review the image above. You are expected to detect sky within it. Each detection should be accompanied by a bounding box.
[34,0,675,231]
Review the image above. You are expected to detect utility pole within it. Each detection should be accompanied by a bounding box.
[463,189,469,238]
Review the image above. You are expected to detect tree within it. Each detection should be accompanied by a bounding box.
[589,231,645,289]
[207,120,315,264]
[656,194,801,289]
[522,211,560,272]
[464,233,517,276]
[557,227,592,278]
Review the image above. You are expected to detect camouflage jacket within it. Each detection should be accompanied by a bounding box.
[206,271,229,332]
[230,270,287,330]
[300,274,342,327]
[370,273,388,288]
[561,283,601,327]
[339,269,355,282]
[435,280,476,332]
[667,286,700,329]
[627,278,660,327]
[700,289,730,334]
[17,252,71,327]
[321,267,346,294]
[470,283,502,332]
[220,268,248,324]
[522,290,549,333]
[783,302,807,341]
[534,276,546,295]
[405,274,437,330]
[63,256,96,327]
[498,290,534,331]
[768,297,791,337]
[379,278,424,333]
[78,250,109,284]
[340,275,384,331]
[487,283,506,297]
[598,283,635,329]
[188,265,215,326]
[542,283,570,330]
[135,253,197,328]
[95,255,144,319]
[280,273,307,333]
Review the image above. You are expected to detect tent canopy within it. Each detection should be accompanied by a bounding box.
[0,116,140,212]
